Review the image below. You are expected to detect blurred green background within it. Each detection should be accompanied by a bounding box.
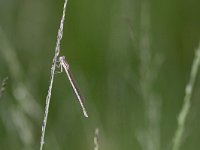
[0,0,200,150]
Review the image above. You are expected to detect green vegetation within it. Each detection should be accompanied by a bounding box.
[0,0,200,150]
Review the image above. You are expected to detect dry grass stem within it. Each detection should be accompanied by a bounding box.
[40,0,69,149]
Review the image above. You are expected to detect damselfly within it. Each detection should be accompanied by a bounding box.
[58,56,88,118]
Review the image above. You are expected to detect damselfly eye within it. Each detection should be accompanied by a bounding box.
[59,56,65,61]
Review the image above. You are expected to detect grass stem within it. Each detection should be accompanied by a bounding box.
[172,43,200,150]
[40,0,69,149]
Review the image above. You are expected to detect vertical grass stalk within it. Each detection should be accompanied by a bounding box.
[94,128,99,150]
[0,77,8,99]
[137,1,162,150]
[172,43,200,150]
[40,0,69,149]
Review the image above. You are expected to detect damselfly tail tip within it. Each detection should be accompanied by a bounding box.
[84,111,89,118]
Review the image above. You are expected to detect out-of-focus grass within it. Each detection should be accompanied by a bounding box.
[0,0,200,150]
[0,77,8,98]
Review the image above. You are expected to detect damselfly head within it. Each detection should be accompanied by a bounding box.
[59,56,65,61]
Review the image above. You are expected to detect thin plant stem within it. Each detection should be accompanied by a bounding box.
[0,77,8,99]
[94,128,99,150]
[40,0,69,149]
[172,43,200,150]
[137,1,161,150]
